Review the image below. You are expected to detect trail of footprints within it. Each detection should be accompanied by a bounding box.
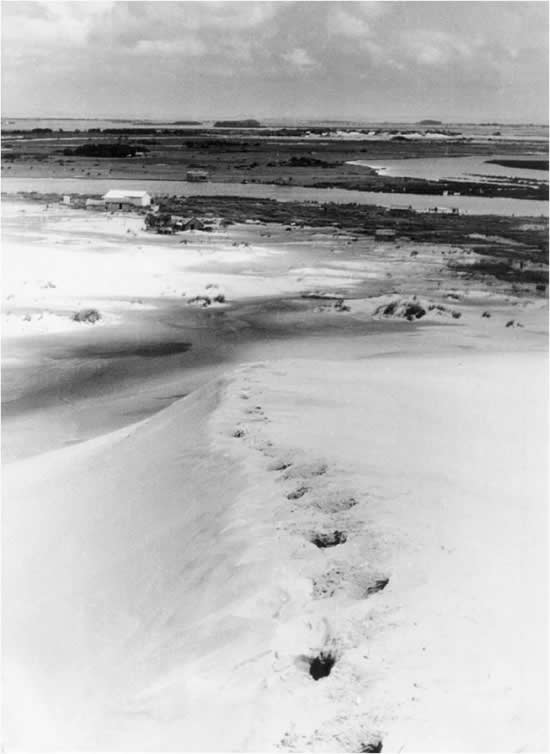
[230,369,387,753]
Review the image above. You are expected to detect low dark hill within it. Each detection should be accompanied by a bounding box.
[214,119,262,128]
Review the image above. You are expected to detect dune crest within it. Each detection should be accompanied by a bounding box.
[4,350,547,750]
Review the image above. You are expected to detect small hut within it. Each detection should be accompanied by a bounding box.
[182,217,206,231]
[186,170,209,182]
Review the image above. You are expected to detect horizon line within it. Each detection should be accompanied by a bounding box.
[2,115,549,127]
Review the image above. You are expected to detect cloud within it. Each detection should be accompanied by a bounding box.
[2,1,112,50]
[1,1,547,122]
[282,47,317,69]
[132,37,206,58]
[328,7,372,38]
[2,1,280,56]
[401,30,476,67]
[327,1,389,38]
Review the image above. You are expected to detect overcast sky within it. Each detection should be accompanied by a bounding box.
[2,1,548,122]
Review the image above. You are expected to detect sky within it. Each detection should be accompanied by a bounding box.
[1,0,548,123]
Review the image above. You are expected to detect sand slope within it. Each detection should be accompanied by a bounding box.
[3,351,548,751]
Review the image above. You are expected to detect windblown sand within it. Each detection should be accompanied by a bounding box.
[2,202,548,751]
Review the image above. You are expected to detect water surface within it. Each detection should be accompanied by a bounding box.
[347,154,549,183]
[2,176,547,217]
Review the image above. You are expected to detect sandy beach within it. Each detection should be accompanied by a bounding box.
[2,198,547,750]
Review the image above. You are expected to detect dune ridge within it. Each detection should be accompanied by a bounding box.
[3,348,547,751]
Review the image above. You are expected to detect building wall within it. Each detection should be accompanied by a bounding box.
[105,195,151,208]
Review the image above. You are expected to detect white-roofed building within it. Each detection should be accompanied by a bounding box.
[103,189,152,209]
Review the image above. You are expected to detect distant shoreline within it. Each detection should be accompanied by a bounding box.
[2,178,547,216]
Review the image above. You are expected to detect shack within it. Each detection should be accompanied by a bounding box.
[388,204,413,215]
[182,217,206,231]
[186,170,209,182]
[103,189,152,209]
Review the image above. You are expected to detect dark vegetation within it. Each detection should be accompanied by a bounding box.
[187,294,226,307]
[145,212,173,231]
[154,195,549,287]
[449,259,548,285]
[4,189,548,288]
[383,301,426,320]
[486,158,549,171]
[213,119,262,128]
[310,174,547,199]
[153,194,547,259]
[3,127,547,200]
[62,143,149,158]
[3,127,56,134]
[72,308,101,323]
[275,156,337,168]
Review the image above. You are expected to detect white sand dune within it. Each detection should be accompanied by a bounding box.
[2,201,547,750]
[3,350,547,751]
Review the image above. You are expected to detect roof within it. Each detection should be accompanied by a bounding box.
[103,189,151,199]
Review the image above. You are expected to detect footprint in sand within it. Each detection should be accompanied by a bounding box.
[359,740,383,753]
[312,565,390,600]
[287,486,311,500]
[244,405,269,422]
[310,530,348,548]
[282,461,328,481]
[267,458,293,472]
[308,492,359,514]
[245,405,264,415]
[312,565,349,599]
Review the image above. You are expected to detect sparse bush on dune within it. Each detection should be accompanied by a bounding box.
[375,297,463,322]
[187,296,212,307]
[72,308,101,324]
[379,299,426,320]
[187,293,226,306]
[403,303,426,320]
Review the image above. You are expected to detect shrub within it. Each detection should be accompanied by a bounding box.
[72,308,101,323]
[63,143,149,158]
